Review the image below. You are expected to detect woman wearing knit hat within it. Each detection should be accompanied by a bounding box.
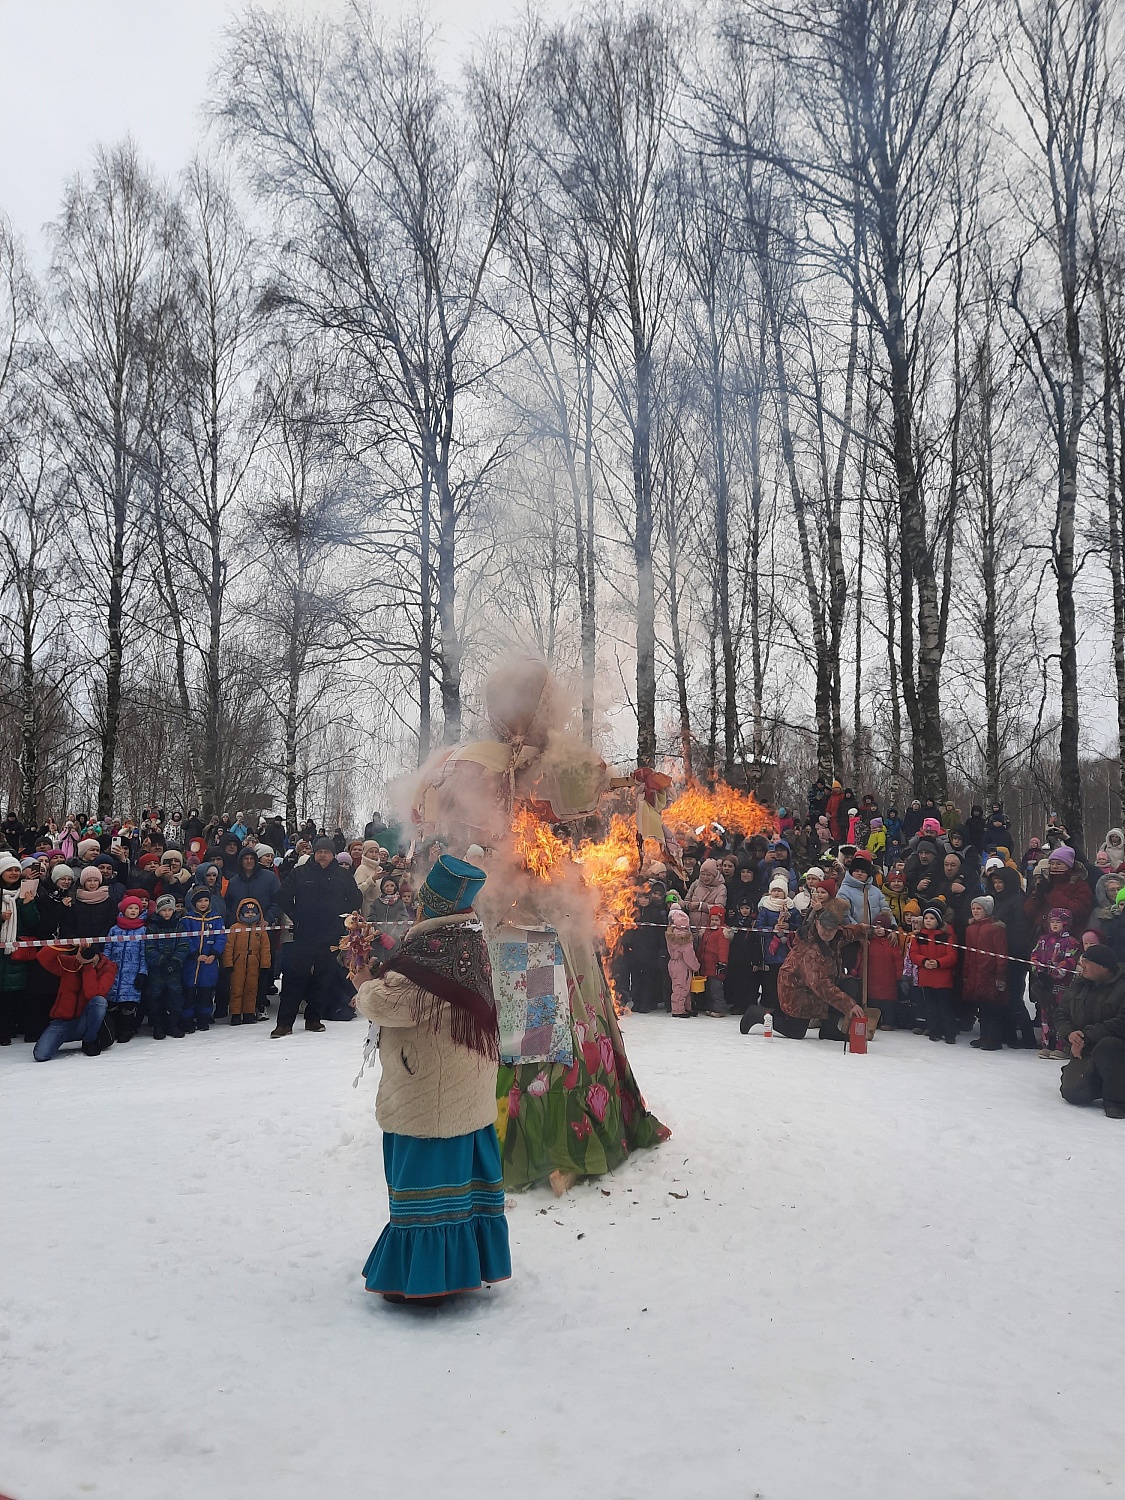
[354,841,384,899]
[0,850,40,1045]
[1024,844,1094,937]
[46,863,76,911]
[153,848,192,903]
[61,866,117,942]
[962,896,1010,1050]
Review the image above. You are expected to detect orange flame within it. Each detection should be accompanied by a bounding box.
[512,804,569,878]
[574,813,641,953]
[663,782,776,841]
[511,805,640,954]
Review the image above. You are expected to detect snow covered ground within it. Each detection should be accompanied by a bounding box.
[1,1014,1121,1500]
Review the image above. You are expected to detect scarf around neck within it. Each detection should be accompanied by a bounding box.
[0,888,19,952]
[378,914,499,1061]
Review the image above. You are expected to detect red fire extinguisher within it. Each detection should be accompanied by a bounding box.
[847,1010,868,1054]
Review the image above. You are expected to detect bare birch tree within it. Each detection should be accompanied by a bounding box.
[999,0,1117,846]
[45,141,175,816]
[217,5,529,751]
[535,4,681,767]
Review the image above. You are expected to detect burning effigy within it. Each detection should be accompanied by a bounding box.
[410,656,670,1193]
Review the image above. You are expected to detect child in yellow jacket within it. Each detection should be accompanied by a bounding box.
[220,897,272,1024]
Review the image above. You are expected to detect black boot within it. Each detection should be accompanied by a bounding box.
[739,1006,766,1036]
[230,1014,242,1026]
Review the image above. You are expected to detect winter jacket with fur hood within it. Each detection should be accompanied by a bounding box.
[1096,828,1125,873]
[220,898,272,1012]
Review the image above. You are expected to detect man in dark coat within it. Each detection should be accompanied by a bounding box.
[259,816,288,857]
[963,804,989,850]
[901,800,924,842]
[272,837,361,1037]
[986,865,1037,1047]
[1,810,25,851]
[225,846,282,925]
[363,810,389,843]
[1057,946,1125,1117]
[904,838,941,899]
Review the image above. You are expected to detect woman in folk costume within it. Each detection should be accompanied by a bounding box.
[353,855,511,1304]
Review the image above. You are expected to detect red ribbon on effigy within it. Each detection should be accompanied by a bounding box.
[633,767,672,806]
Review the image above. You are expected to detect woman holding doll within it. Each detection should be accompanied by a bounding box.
[350,855,511,1305]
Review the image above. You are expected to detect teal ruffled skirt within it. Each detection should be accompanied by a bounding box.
[363,1126,511,1299]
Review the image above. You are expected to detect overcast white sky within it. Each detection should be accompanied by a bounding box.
[0,0,554,251]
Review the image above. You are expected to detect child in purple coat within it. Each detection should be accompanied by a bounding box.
[1029,907,1081,1058]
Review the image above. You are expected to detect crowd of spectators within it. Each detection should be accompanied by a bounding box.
[0,806,424,1059]
[615,783,1125,1120]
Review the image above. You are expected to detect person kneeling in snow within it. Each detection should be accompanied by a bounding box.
[351,855,511,1305]
[33,942,117,1061]
[1057,945,1125,1119]
[743,900,866,1039]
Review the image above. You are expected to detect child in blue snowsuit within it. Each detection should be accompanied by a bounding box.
[144,893,191,1038]
[180,887,227,1032]
[104,893,149,1043]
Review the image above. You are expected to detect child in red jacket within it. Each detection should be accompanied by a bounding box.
[696,905,730,1017]
[908,905,960,1044]
[866,911,906,1028]
[962,895,1009,1051]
